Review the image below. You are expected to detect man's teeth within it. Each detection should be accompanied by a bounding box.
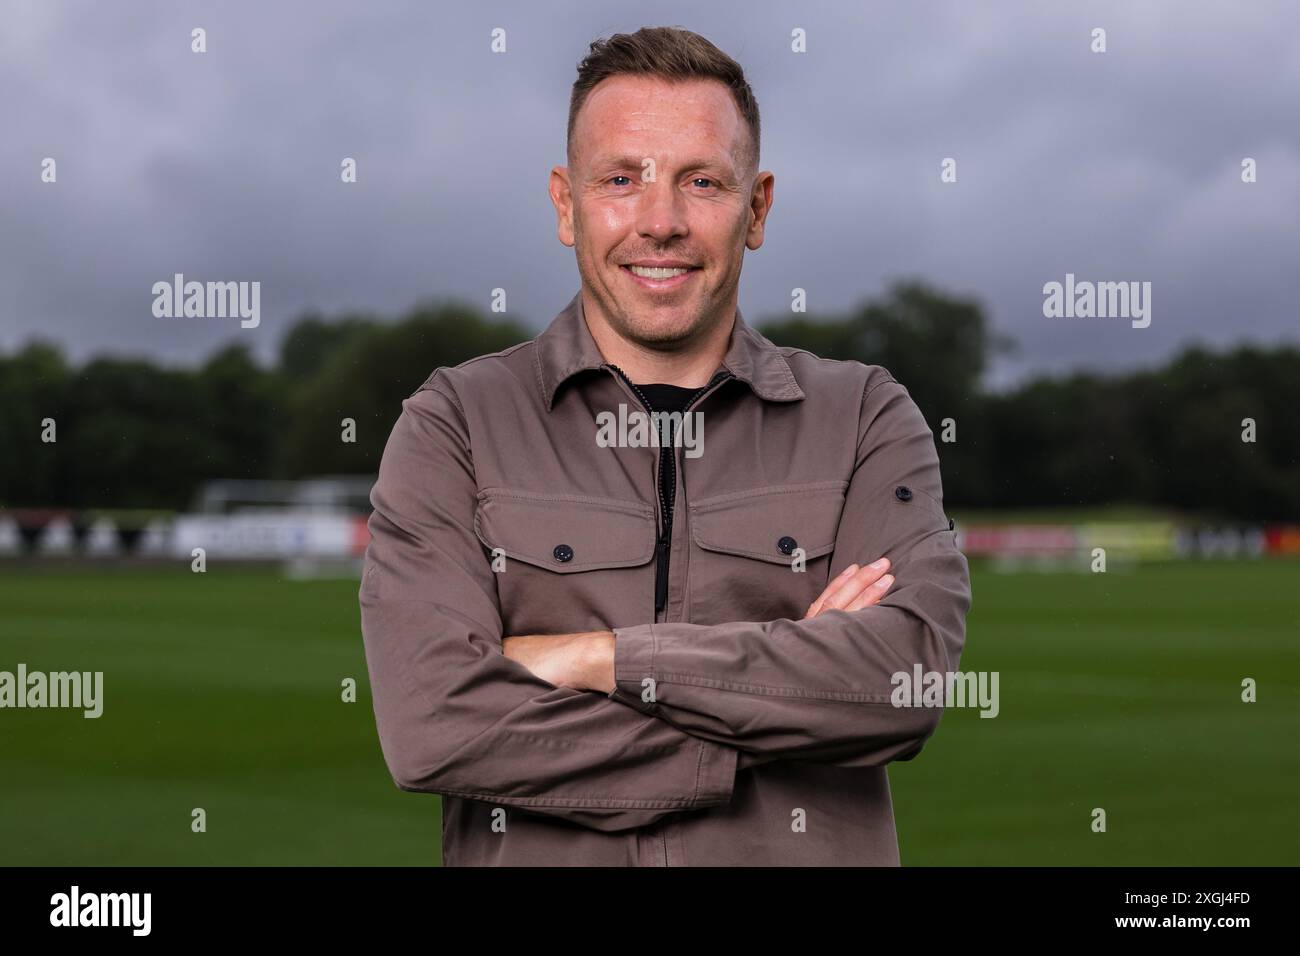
[628,265,693,279]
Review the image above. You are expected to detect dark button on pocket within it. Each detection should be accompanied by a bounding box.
[777,535,798,556]
[894,485,913,502]
[552,544,574,563]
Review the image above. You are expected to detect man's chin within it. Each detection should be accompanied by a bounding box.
[618,311,707,348]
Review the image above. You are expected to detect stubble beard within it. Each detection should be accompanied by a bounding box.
[574,212,728,354]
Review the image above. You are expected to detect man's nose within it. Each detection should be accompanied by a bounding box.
[634,177,689,242]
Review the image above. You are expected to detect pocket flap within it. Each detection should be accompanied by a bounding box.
[690,480,848,566]
[474,489,656,573]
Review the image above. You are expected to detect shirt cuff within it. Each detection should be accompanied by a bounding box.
[694,735,739,805]
[607,623,658,714]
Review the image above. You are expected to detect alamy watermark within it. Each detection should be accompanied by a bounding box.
[595,404,703,458]
[891,664,999,718]
[0,663,103,718]
[1042,273,1151,328]
[152,273,260,328]
[50,886,150,936]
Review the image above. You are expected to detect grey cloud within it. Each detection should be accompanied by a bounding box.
[1,0,1296,389]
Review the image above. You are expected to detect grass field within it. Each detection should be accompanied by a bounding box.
[1,559,1297,865]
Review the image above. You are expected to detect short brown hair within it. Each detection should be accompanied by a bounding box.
[567,26,761,174]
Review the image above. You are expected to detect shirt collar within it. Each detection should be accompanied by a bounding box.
[535,291,805,410]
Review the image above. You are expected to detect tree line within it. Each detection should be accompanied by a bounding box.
[1,281,1295,520]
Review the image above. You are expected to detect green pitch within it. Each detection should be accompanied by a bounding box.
[1,559,1296,865]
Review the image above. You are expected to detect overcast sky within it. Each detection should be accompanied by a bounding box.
[2,0,1297,388]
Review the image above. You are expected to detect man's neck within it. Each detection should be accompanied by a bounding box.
[581,291,735,387]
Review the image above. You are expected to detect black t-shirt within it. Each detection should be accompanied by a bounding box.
[635,382,699,415]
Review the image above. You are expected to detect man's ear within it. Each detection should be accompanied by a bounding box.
[745,170,775,251]
[550,165,576,247]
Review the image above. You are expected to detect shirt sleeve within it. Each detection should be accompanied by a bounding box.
[359,376,738,832]
[607,372,972,768]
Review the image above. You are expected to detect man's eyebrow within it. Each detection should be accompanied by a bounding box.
[593,154,736,176]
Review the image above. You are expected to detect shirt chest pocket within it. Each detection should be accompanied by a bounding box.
[473,489,658,636]
[687,480,849,626]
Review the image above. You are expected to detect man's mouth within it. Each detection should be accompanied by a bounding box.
[619,263,701,290]
[624,265,696,279]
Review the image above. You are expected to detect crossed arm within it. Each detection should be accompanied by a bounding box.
[502,557,898,693]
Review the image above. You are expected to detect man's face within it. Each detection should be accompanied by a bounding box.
[552,75,773,349]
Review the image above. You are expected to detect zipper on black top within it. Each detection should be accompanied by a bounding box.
[606,364,733,615]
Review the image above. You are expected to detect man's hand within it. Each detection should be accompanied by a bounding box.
[502,630,615,693]
[804,557,893,618]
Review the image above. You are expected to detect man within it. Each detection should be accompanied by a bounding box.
[359,26,971,866]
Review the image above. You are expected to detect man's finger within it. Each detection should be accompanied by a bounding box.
[819,558,890,613]
[842,573,895,612]
[808,563,862,617]
[806,563,859,618]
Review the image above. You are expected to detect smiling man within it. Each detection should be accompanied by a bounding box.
[359,26,971,866]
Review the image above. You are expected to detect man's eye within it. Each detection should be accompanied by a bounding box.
[692,178,716,189]
[609,175,632,186]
